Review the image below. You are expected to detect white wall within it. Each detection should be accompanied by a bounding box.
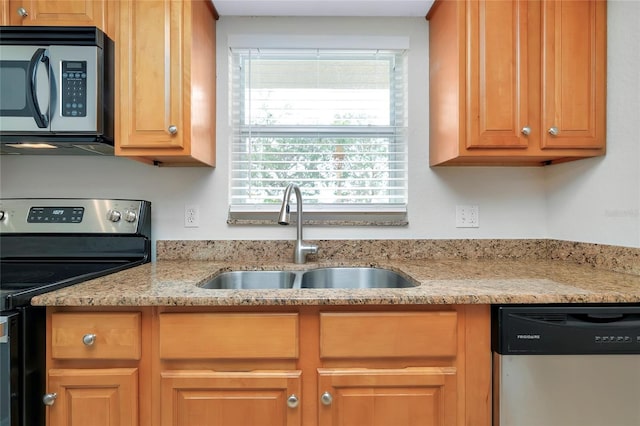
[3,8,635,248]
[545,0,640,248]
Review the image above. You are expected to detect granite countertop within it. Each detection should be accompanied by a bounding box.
[31,258,640,307]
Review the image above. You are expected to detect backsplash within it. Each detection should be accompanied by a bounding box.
[156,239,640,276]
[548,240,640,276]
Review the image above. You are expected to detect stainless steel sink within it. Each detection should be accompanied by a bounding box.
[300,267,416,289]
[199,267,417,290]
[199,270,297,290]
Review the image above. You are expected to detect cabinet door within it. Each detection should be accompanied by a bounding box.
[116,0,216,166]
[1,0,9,25]
[318,368,457,426]
[47,368,138,426]
[161,370,302,426]
[467,0,530,149]
[7,0,105,28]
[541,0,606,149]
[117,0,185,152]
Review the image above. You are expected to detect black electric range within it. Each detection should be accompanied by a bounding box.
[0,198,151,426]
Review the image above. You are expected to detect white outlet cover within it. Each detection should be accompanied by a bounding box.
[184,205,200,228]
[456,205,479,228]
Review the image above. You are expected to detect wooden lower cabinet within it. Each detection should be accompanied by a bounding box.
[47,368,138,426]
[160,370,302,426]
[318,368,457,426]
[46,305,491,426]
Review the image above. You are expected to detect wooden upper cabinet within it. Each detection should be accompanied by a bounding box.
[116,0,217,166]
[467,0,529,150]
[541,0,606,149]
[5,0,116,38]
[428,0,606,166]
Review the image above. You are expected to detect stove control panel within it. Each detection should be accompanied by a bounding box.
[28,207,84,223]
[0,199,150,235]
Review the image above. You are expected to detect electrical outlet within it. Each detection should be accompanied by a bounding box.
[456,205,479,228]
[184,205,200,228]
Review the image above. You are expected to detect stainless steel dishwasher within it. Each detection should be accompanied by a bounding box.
[493,305,640,426]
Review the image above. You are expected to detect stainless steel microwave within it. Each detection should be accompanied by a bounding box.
[0,26,114,155]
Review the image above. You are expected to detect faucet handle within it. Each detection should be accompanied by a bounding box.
[294,242,318,264]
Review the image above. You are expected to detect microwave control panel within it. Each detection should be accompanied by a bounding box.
[61,61,87,117]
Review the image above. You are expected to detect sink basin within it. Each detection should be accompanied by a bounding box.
[199,267,416,290]
[300,267,416,289]
[200,271,296,290]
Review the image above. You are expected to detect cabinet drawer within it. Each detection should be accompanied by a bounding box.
[51,312,141,360]
[159,313,299,360]
[320,312,457,359]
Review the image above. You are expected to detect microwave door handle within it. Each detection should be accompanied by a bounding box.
[27,48,50,129]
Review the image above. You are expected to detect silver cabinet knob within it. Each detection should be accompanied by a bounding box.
[548,127,559,136]
[521,126,531,136]
[106,209,121,222]
[320,391,333,406]
[123,210,137,223]
[168,125,178,134]
[82,333,96,346]
[286,394,299,408]
[0,211,6,221]
[17,7,28,17]
[42,393,57,406]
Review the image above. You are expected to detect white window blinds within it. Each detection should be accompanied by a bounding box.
[229,48,408,219]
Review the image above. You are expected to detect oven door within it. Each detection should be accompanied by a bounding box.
[0,308,45,426]
[0,312,19,426]
[0,45,52,132]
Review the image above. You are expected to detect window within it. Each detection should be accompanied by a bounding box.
[229,48,408,224]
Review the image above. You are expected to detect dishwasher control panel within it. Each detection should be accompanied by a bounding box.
[492,305,640,355]
[594,335,639,344]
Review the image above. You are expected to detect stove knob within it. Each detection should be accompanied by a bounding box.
[0,210,5,221]
[123,210,137,223]
[106,209,121,222]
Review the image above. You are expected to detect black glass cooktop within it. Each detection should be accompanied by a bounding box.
[1,261,126,287]
[0,260,133,311]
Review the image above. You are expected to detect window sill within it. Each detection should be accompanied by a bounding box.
[227,205,408,226]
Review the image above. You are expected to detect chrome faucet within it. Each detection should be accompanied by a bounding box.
[278,183,318,264]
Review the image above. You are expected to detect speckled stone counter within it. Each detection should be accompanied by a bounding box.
[31,257,640,307]
[156,239,640,275]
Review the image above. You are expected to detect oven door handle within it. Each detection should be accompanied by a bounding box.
[27,48,50,129]
[0,316,8,344]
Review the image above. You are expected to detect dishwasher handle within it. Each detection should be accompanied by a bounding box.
[567,313,640,327]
